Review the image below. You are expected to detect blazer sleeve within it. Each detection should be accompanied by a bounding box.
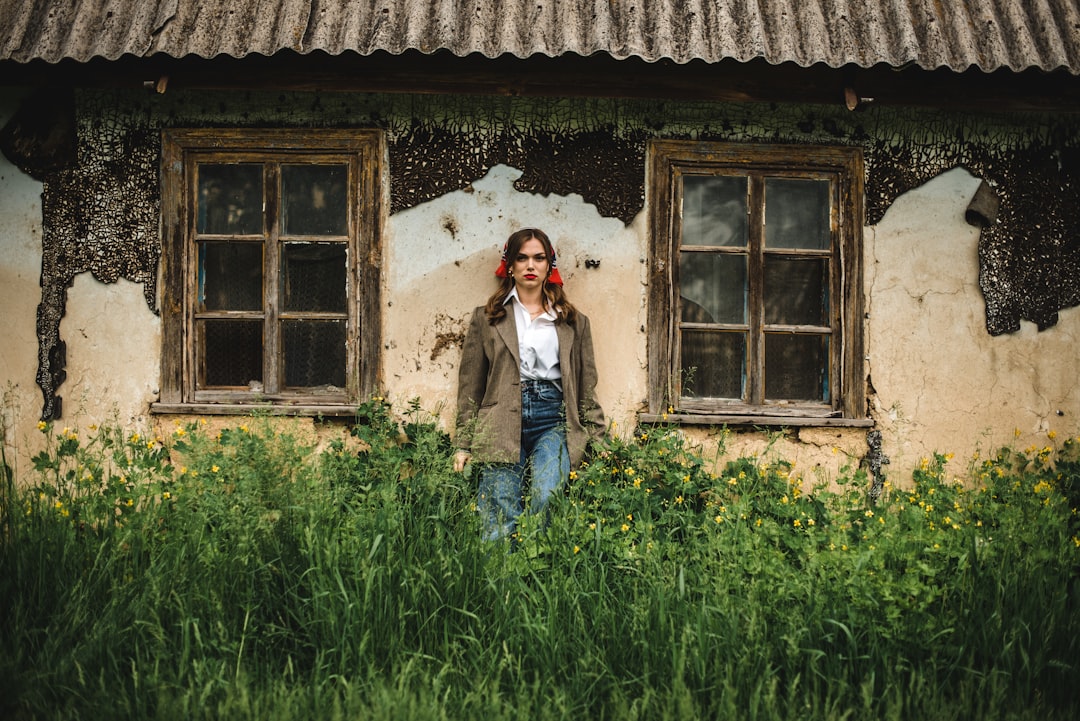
[576,314,607,447]
[455,307,489,451]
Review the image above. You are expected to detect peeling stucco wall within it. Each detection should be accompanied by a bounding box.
[867,167,1080,467]
[0,90,49,481]
[382,164,647,435]
[2,86,1079,487]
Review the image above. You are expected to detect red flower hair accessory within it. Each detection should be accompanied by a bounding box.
[494,240,564,285]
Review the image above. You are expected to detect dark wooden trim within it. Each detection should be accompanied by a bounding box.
[8,51,1080,113]
[158,130,185,404]
[646,141,675,414]
[747,174,765,406]
[639,412,874,428]
[158,128,384,408]
[646,139,865,424]
[151,403,360,417]
[839,147,866,420]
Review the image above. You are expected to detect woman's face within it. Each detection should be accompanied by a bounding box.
[510,237,550,292]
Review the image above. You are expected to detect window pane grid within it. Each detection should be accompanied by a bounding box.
[191,156,353,397]
[676,169,837,407]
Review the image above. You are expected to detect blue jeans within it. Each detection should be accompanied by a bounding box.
[478,379,570,542]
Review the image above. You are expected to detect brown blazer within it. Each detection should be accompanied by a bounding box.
[455,305,605,466]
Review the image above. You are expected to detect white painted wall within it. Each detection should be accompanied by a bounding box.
[58,274,161,430]
[0,89,49,481]
[1,90,163,481]
[866,167,1080,469]
[1,107,1076,485]
[382,164,646,428]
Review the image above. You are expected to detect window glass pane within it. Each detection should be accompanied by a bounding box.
[765,178,830,250]
[680,330,746,399]
[197,164,263,235]
[198,242,263,311]
[202,320,262,387]
[682,175,747,248]
[679,252,747,324]
[282,165,348,236]
[283,320,347,389]
[283,243,347,313]
[765,334,829,401]
[763,257,829,326]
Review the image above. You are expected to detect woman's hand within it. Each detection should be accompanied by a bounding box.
[453,450,472,473]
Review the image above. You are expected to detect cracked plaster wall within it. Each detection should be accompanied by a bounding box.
[0,91,50,481]
[867,167,1080,469]
[2,86,1080,484]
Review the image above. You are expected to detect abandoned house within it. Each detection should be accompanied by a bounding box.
[2,0,1079,482]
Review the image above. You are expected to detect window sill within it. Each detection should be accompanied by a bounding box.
[638,412,874,428]
[151,402,360,417]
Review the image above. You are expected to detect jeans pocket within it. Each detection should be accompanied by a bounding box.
[535,384,563,403]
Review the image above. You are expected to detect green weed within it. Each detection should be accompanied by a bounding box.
[1,405,1077,720]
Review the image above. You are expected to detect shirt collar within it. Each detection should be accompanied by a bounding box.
[504,287,558,320]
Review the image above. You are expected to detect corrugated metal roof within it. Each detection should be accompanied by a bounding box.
[2,0,1078,74]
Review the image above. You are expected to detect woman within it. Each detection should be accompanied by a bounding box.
[454,228,605,541]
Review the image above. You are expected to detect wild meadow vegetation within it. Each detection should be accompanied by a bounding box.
[1,398,1078,720]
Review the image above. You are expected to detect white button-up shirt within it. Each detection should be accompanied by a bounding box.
[505,288,562,384]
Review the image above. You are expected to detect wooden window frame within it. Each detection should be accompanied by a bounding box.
[155,128,384,416]
[646,140,869,427]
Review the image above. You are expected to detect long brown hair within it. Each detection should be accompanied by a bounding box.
[485,228,577,325]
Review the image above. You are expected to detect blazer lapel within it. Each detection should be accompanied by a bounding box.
[556,321,575,376]
[495,308,521,368]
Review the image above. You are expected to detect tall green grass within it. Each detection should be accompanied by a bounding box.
[2,400,1078,720]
